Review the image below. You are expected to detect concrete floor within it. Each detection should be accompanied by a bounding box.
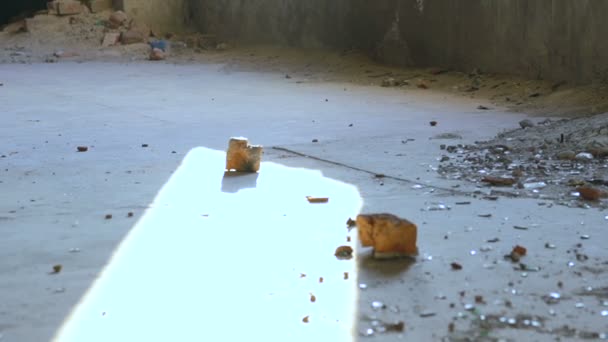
[1,62,607,341]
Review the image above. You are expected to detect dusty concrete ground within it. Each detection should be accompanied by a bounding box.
[1,9,608,342]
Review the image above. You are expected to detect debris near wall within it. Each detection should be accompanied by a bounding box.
[0,6,164,63]
[437,113,608,208]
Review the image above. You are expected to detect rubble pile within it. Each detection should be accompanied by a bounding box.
[438,113,608,207]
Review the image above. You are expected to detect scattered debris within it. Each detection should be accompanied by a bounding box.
[482,176,516,186]
[51,264,62,274]
[347,218,356,228]
[519,119,535,129]
[334,246,353,260]
[2,20,28,34]
[432,133,463,140]
[577,186,601,201]
[149,48,166,61]
[310,294,316,303]
[302,316,310,323]
[575,152,594,161]
[371,301,386,310]
[385,321,405,332]
[319,277,324,283]
[455,201,471,205]
[545,243,556,249]
[101,32,120,47]
[104,214,112,220]
[356,213,418,259]
[127,212,134,218]
[76,146,88,152]
[451,262,463,270]
[429,120,438,127]
[306,196,329,203]
[344,272,349,280]
[477,105,491,110]
[506,245,528,262]
[513,225,529,230]
[312,139,319,143]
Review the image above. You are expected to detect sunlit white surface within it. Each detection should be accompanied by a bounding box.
[52,147,362,342]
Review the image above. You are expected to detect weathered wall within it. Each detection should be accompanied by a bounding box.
[188,0,357,48]
[119,0,187,34]
[187,0,608,84]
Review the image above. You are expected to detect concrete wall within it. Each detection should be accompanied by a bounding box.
[187,0,608,84]
[188,0,357,48]
[120,0,187,34]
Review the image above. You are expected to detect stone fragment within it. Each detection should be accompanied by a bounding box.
[225,137,263,173]
[334,246,353,260]
[88,0,112,13]
[482,176,516,186]
[149,48,165,61]
[356,213,418,259]
[2,20,28,34]
[577,186,601,201]
[519,119,535,129]
[555,150,576,160]
[575,152,594,161]
[108,11,128,29]
[101,32,120,47]
[57,1,82,16]
[121,29,145,44]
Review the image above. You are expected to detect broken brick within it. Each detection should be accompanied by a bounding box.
[57,1,82,16]
[101,32,120,47]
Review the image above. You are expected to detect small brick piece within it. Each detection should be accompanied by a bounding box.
[149,48,165,61]
[57,1,82,16]
[225,138,263,173]
[89,0,112,13]
[512,245,527,256]
[357,213,418,259]
[577,186,601,201]
[101,32,120,47]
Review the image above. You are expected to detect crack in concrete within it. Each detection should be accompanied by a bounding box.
[272,146,554,202]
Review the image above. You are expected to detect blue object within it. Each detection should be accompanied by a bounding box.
[149,40,168,52]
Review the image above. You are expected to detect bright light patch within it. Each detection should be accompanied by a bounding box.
[52,147,362,342]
